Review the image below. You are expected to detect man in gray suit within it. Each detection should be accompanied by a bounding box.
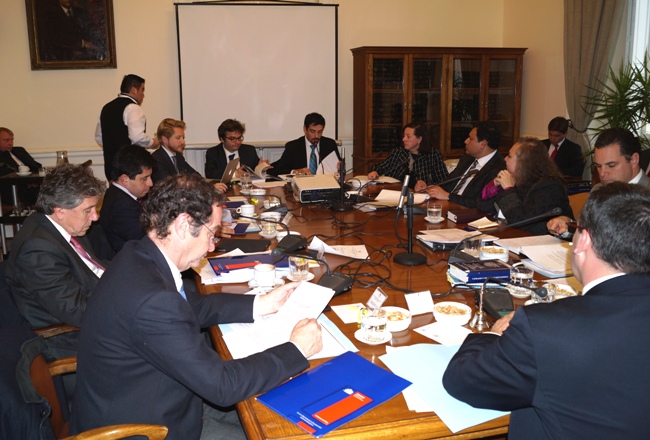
[547,127,650,236]
[6,164,106,358]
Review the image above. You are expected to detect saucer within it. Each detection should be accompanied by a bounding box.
[248,278,285,292]
[259,231,277,239]
[425,216,444,224]
[249,188,266,196]
[286,272,315,282]
[507,286,532,299]
[17,172,31,176]
[354,329,392,346]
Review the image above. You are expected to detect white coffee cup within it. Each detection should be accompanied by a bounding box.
[254,263,276,287]
[236,204,255,217]
[18,165,30,174]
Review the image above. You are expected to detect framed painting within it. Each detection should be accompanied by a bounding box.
[25,0,117,70]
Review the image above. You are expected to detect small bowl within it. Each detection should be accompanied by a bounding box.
[383,306,412,332]
[479,245,509,263]
[433,301,472,326]
[249,188,266,196]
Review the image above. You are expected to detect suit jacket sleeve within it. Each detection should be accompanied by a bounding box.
[10,236,97,327]
[13,147,42,172]
[443,309,537,410]
[103,194,144,246]
[205,146,226,179]
[132,291,309,407]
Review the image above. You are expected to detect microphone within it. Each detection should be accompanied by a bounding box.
[485,277,548,298]
[270,248,353,296]
[418,169,479,193]
[448,207,563,264]
[396,175,411,210]
[231,212,304,251]
[259,194,288,214]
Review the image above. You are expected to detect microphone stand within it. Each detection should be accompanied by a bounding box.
[469,280,492,331]
[330,154,354,212]
[394,193,426,266]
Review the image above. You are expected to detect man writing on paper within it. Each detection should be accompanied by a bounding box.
[443,183,650,439]
[547,127,650,236]
[71,174,322,440]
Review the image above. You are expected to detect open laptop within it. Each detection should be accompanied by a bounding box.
[207,157,240,184]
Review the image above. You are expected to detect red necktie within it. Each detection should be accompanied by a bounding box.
[70,237,105,271]
[550,145,559,160]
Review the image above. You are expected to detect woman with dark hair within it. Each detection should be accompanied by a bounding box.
[367,122,448,189]
[485,137,573,235]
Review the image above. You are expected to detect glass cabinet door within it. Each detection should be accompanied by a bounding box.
[371,57,405,152]
[450,58,482,152]
[412,57,443,148]
[488,58,518,147]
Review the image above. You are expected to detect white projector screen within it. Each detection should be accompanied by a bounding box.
[176,2,338,146]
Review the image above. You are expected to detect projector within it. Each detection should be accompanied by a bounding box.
[292,174,341,203]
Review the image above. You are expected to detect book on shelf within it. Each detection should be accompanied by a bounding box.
[257,351,411,437]
[448,260,511,283]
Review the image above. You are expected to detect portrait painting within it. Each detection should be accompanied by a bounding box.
[25,0,116,70]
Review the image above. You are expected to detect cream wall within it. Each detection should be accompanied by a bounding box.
[1,0,564,163]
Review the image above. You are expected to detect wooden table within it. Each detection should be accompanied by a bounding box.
[199,184,525,440]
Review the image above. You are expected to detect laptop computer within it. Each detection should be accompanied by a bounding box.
[207,157,240,185]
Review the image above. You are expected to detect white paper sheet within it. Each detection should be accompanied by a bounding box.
[316,151,339,175]
[308,236,369,259]
[417,229,499,244]
[222,282,335,359]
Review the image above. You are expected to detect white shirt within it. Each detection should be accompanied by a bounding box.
[158,246,184,298]
[112,182,137,201]
[223,145,239,163]
[302,138,320,172]
[95,94,155,148]
[629,170,644,184]
[45,215,104,278]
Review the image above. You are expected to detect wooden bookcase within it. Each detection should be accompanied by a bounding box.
[351,46,527,172]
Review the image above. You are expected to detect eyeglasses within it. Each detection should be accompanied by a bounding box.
[225,136,244,142]
[200,221,221,243]
[567,221,587,234]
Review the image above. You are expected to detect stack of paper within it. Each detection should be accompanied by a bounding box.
[357,189,428,210]
[467,217,499,230]
[417,229,498,245]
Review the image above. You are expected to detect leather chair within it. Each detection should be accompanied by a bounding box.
[18,337,168,440]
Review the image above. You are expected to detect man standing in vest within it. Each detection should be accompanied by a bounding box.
[95,74,159,180]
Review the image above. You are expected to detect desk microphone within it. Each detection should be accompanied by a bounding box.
[485,277,548,298]
[448,207,563,264]
[270,248,353,296]
[259,194,288,214]
[231,212,306,252]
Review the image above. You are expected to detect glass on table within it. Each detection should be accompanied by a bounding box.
[426,200,443,220]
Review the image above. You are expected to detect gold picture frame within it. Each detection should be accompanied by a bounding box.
[25,0,117,70]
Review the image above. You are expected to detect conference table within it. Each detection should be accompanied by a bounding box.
[197,183,534,440]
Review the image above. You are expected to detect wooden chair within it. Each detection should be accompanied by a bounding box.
[19,337,168,440]
[569,192,589,218]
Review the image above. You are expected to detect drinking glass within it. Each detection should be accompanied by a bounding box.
[427,201,442,219]
[288,256,310,281]
[240,172,252,193]
[360,308,388,342]
[56,151,69,165]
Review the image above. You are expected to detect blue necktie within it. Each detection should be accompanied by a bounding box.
[309,145,317,174]
[228,153,235,161]
[179,284,187,301]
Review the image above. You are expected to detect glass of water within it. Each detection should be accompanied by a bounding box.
[427,200,442,219]
[360,308,388,342]
[288,256,310,281]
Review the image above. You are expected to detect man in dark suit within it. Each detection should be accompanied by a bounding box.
[426,121,505,213]
[205,118,269,179]
[444,183,650,439]
[70,174,322,439]
[0,127,43,207]
[541,116,584,177]
[98,145,154,254]
[268,112,340,176]
[6,164,106,358]
[151,118,201,183]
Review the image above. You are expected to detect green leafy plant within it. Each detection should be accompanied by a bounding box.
[583,53,650,150]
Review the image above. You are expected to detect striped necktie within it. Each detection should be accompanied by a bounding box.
[309,145,317,174]
[70,237,105,272]
[171,155,179,173]
[451,159,479,195]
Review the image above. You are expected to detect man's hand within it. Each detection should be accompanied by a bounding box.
[367,171,379,181]
[218,223,234,238]
[290,318,323,358]
[547,215,572,236]
[256,281,300,316]
[213,182,228,193]
[491,311,515,335]
[426,185,450,201]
